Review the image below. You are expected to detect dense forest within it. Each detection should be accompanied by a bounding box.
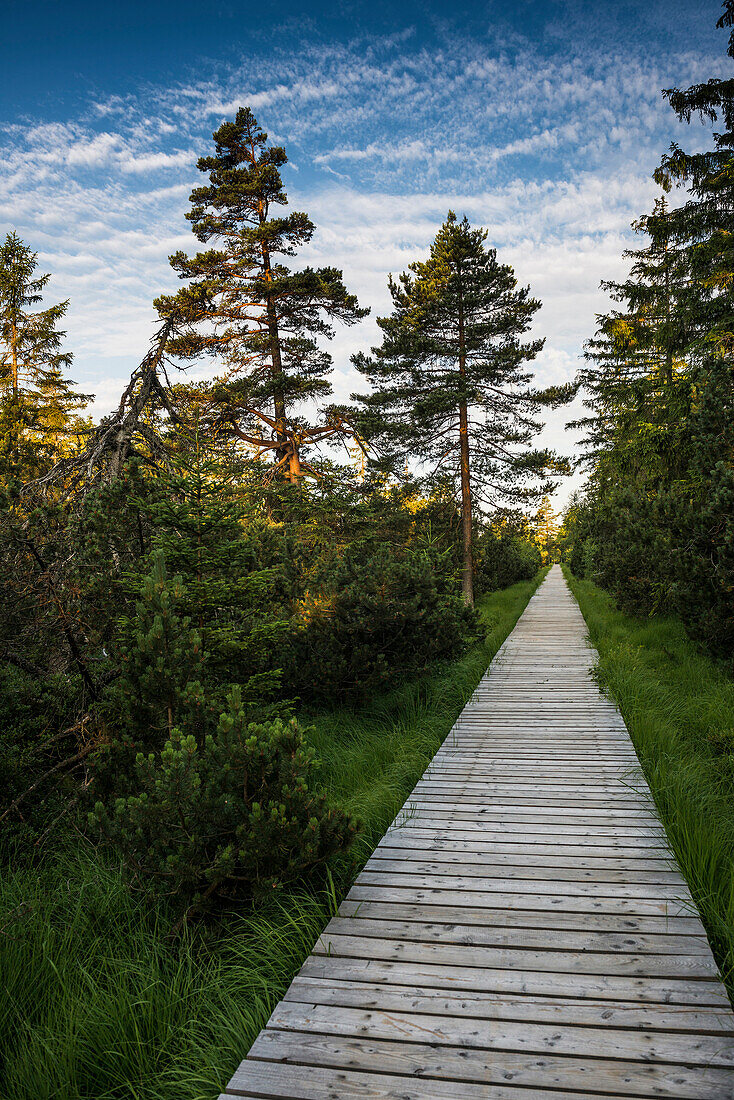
[563,3,734,664]
[3,1,734,1097]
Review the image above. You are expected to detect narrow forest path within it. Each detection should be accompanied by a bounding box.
[219,565,734,1099]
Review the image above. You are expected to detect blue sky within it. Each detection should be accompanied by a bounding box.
[1,0,727,505]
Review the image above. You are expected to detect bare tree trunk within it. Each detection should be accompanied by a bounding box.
[457,266,474,607]
[256,191,290,478]
[288,440,303,482]
[458,399,474,606]
[265,294,287,439]
[11,320,18,400]
[664,243,673,388]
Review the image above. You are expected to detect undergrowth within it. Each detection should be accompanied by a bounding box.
[0,571,545,1100]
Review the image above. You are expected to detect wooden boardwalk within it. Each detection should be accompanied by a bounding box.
[220,565,734,1099]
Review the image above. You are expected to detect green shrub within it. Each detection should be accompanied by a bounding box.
[474,529,541,593]
[94,549,287,802]
[90,685,357,916]
[103,553,207,747]
[286,546,475,702]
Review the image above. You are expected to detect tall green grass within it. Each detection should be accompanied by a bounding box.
[565,568,734,999]
[0,572,544,1100]
[0,850,330,1100]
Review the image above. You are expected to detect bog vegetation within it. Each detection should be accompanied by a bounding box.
[0,107,561,903]
[0,575,543,1100]
[3,1,734,1095]
[0,105,561,1097]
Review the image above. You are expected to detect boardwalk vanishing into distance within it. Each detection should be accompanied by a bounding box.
[220,565,734,1099]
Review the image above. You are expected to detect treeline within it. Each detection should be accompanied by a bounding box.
[0,109,561,914]
[564,1,734,665]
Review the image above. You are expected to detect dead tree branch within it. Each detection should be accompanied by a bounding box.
[28,313,186,497]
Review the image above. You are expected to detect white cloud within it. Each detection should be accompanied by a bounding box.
[202,77,344,118]
[118,150,195,173]
[65,132,122,168]
[315,139,430,164]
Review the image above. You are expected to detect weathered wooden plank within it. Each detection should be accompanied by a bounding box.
[427,757,640,765]
[413,774,646,785]
[220,1062,635,1100]
[368,846,687,880]
[297,955,729,1006]
[404,783,652,797]
[401,803,660,820]
[268,1000,734,1065]
[321,916,712,956]
[312,930,716,978]
[388,818,667,838]
[367,860,687,886]
[336,900,708,937]
[346,885,693,920]
[400,796,657,811]
[376,833,678,860]
[352,873,691,904]
[284,977,734,1031]
[407,793,654,808]
[362,858,692,892]
[384,824,671,848]
[414,769,646,779]
[247,1029,734,1098]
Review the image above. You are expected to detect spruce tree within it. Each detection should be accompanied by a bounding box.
[353,212,568,605]
[620,199,690,390]
[109,552,206,745]
[654,0,734,362]
[0,232,87,481]
[139,442,288,701]
[155,107,368,481]
[571,197,690,468]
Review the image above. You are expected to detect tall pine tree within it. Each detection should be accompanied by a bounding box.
[353,213,568,605]
[155,107,368,482]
